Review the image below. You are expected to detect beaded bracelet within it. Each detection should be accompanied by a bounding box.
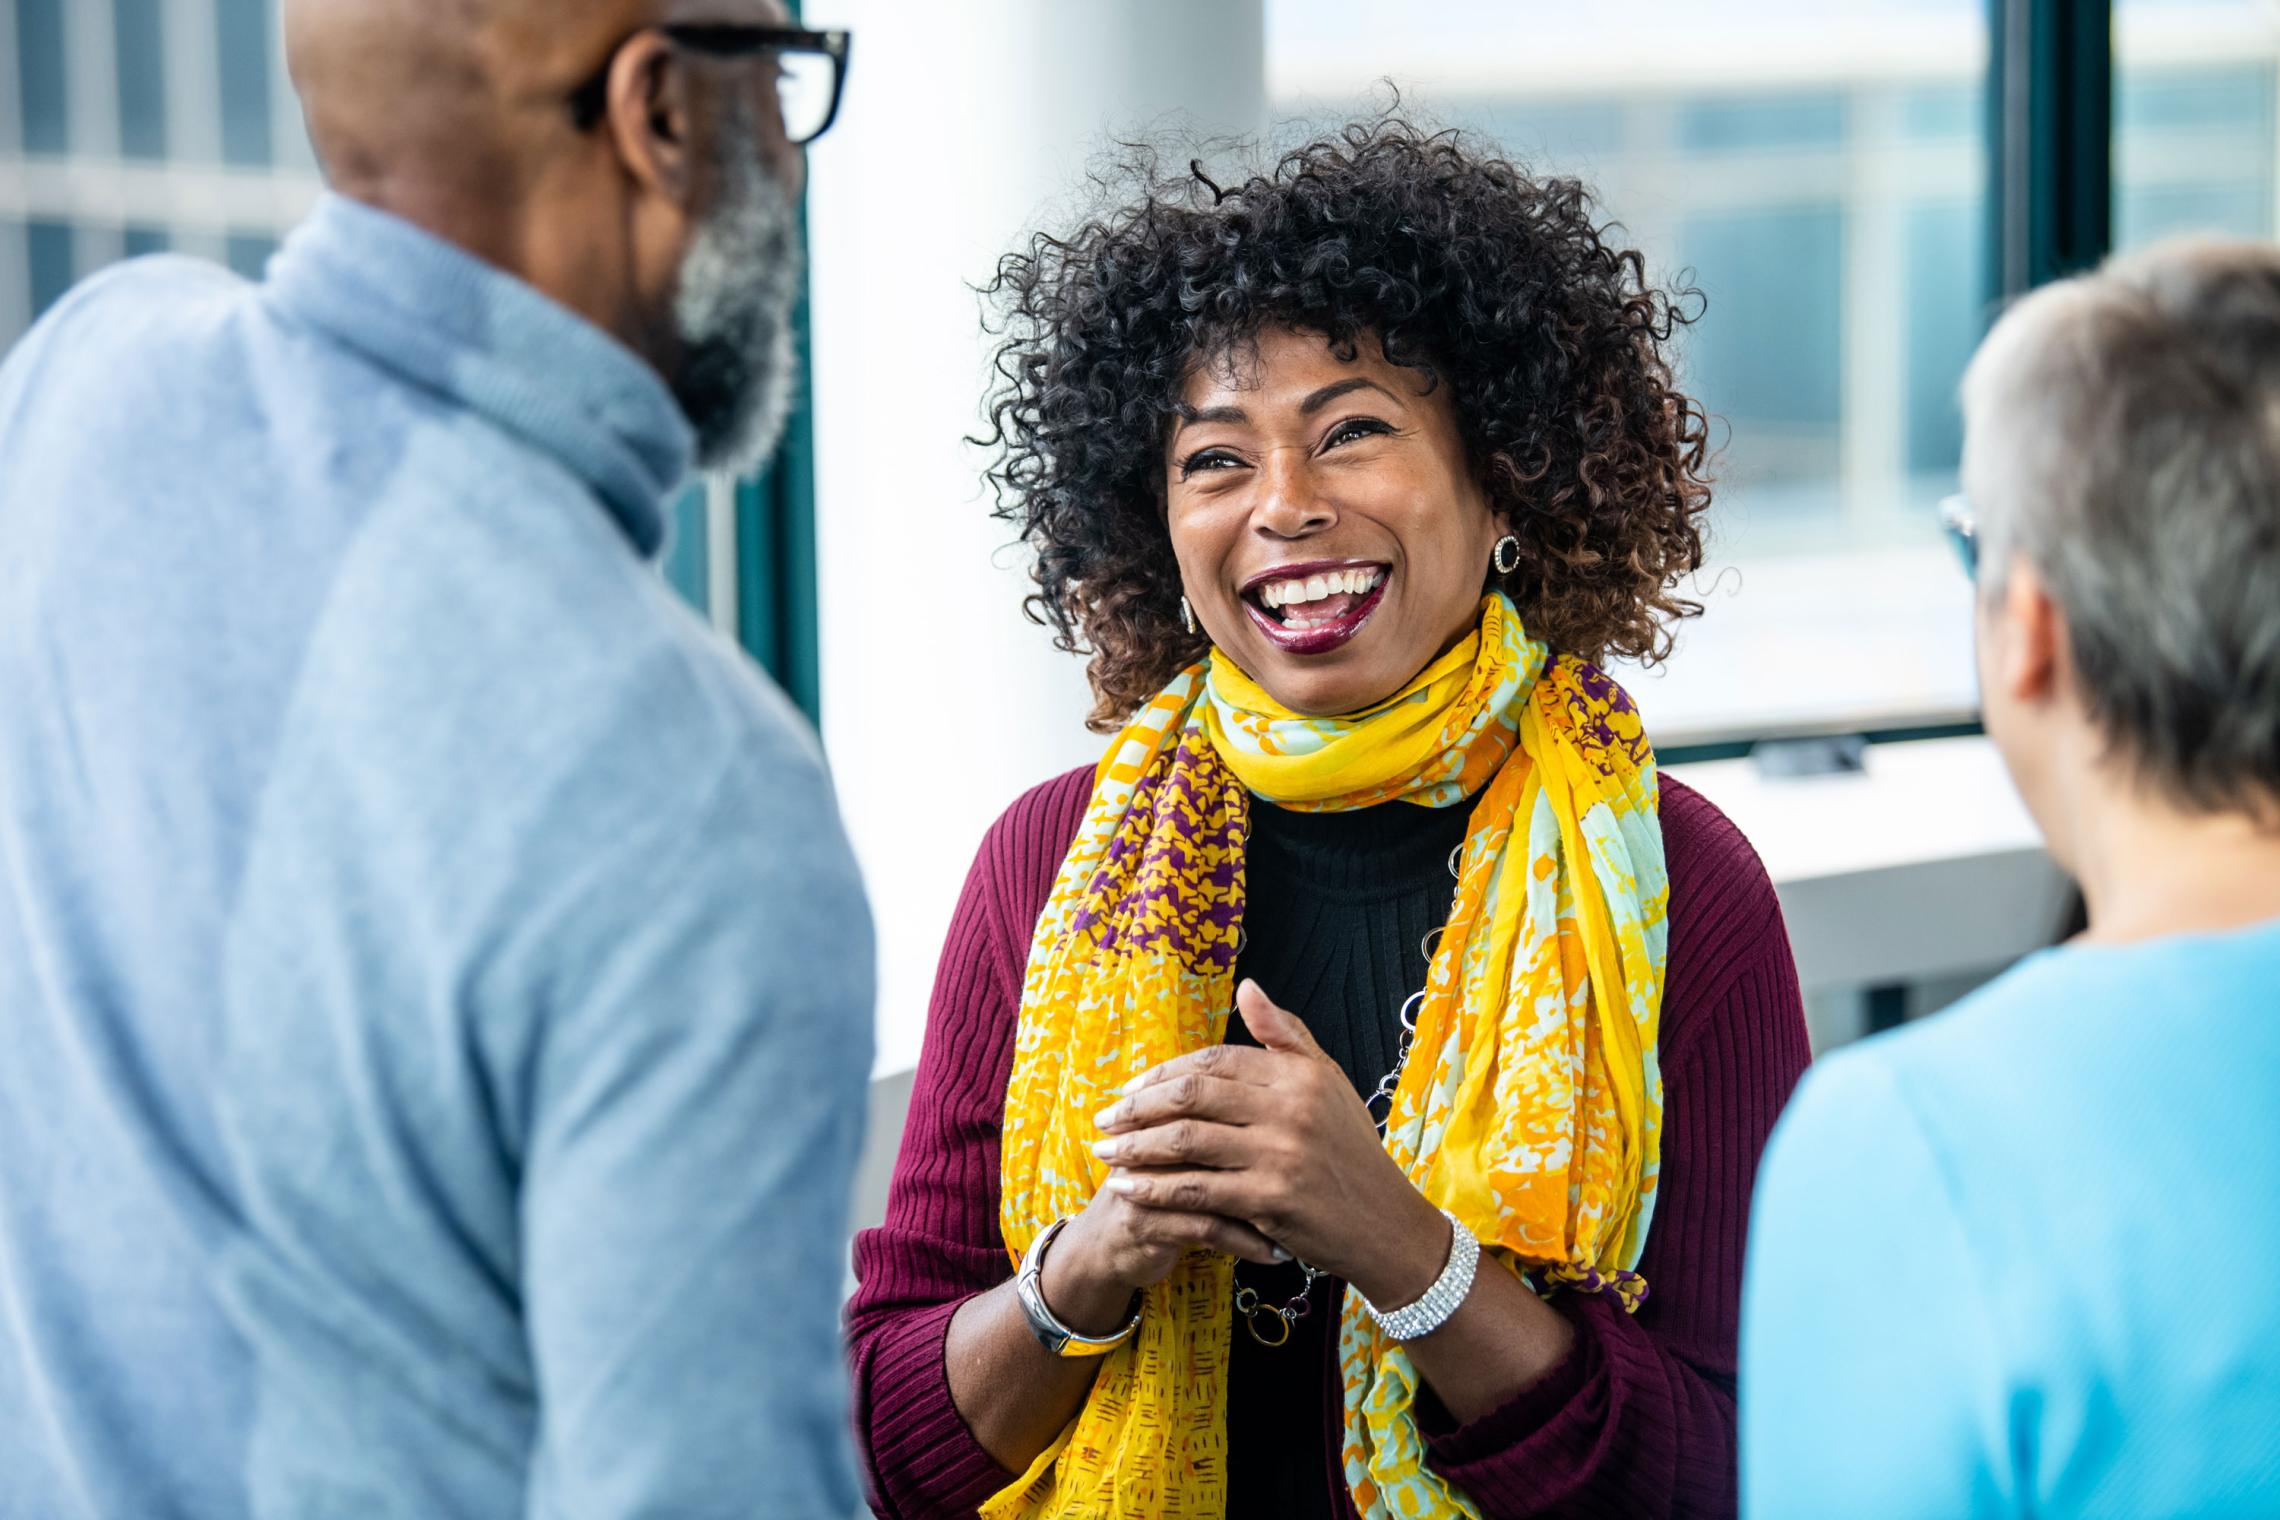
[1361,1208,1480,1343]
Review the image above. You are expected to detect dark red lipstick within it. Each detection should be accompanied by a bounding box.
[1239,560,1390,656]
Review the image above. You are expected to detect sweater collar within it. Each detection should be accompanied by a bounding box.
[263,193,694,558]
[1247,790,1478,903]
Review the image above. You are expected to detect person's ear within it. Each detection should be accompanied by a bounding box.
[1990,557,2063,709]
[600,31,701,214]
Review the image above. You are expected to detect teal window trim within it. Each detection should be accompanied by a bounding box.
[660,484,711,612]
[659,0,822,728]
[734,266,821,724]
[1988,0,2113,303]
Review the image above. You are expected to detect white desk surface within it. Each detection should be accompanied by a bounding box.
[1667,736,2071,994]
[1666,734,2045,885]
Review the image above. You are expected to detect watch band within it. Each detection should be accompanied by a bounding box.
[1016,1217,1142,1358]
[1361,1208,1480,1343]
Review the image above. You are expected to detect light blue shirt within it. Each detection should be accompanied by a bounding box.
[0,195,873,1519]
[1743,917,2280,1518]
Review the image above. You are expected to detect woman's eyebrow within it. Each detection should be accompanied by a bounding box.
[1299,377,1396,414]
[1171,403,1249,436]
[1172,377,1398,437]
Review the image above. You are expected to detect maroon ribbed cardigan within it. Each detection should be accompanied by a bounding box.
[847,766,1810,1519]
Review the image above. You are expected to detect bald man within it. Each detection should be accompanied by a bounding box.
[0,5,871,1518]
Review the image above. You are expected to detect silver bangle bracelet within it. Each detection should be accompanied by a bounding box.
[1361,1208,1480,1343]
[1016,1216,1142,1358]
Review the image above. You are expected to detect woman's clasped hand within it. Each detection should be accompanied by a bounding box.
[1073,979,1450,1312]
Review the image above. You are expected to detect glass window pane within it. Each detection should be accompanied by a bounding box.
[225,233,280,281]
[217,0,277,167]
[27,222,76,321]
[0,221,28,341]
[661,484,711,614]
[1678,202,1846,503]
[16,0,69,155]
[116,0,170,161]
[2113,2,2279,249]
[1266,0,1990,740]
[1904,197,1983,475]
[123,227,171,260]
[1679,92,1847,155]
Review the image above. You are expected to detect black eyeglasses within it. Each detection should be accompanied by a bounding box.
[1937,492,1979,580]
[568,24,851,146]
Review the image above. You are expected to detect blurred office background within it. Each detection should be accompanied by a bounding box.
[4,0,2276,1082]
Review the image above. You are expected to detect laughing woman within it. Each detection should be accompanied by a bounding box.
[847,119,1810,1520]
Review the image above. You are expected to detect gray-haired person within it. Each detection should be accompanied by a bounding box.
[0,3,872,1517]
[1743,236,2280,1517]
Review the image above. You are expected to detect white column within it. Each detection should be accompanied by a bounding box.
[62,0,124,270]
[0,224,26,349]
[63,0,121,163]
[167,0,225,166]
[270,0,315,172]
[805,0,1267,1075]
[0,0,24,342]
[0,0,21,155]
[1840,86,1907,532]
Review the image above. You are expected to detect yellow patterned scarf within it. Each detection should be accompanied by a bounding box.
[990,594,1667,1520]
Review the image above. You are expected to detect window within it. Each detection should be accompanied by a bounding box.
[1,0,317,341]
[1268,0,1993,746]
[26,221,73,316]
[2113,0,2279,249]
[15,0,69,155]
[115,0,167,162]
[224,232,279,282]
[216,0,276,168]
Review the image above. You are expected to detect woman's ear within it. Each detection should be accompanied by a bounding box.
[1988,559,2064,709]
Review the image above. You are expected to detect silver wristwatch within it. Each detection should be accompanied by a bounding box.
[1361,1208,1481,1342]
[1016,1217,1143,1358]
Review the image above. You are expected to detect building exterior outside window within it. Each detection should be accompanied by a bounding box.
[2,0,316,347]
[0,0,806,679]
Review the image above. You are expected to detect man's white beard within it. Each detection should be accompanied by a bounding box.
[672,120,803,475]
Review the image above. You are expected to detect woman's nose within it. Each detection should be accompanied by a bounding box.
[1252,448,1336,539]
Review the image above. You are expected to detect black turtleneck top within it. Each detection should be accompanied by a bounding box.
[1224,792,1476,1516]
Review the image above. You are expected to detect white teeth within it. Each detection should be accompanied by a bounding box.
[1256,567,1386,612]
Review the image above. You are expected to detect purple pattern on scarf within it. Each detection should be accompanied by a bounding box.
[1070,727,1246,973]
[1556,659,1653,776]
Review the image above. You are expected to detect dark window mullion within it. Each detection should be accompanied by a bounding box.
[1988,0,2114,304]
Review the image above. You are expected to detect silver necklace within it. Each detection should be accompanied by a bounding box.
[1230,840,1464,1348]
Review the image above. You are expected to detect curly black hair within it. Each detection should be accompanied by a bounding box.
[979,114,1714,732]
